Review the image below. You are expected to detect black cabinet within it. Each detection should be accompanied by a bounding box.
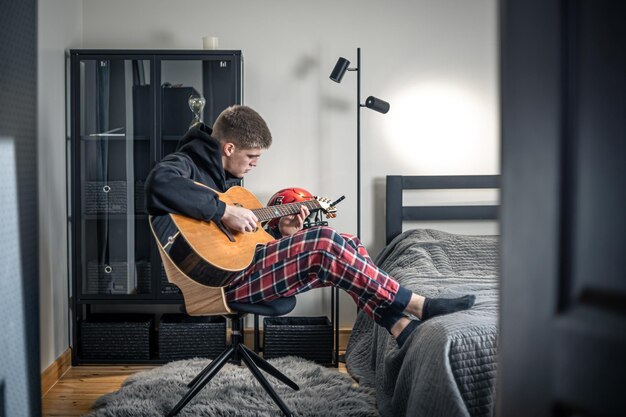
[68,50,242,364]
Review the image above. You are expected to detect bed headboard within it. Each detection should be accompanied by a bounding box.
[386,175,500,244]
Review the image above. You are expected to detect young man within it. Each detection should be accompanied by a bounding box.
[145,105,475,347]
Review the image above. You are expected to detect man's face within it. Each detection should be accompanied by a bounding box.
[222,145,263,178]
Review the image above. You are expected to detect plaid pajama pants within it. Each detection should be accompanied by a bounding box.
[225,226,412,331]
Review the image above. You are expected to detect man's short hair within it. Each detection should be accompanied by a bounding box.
[212,105,272,149]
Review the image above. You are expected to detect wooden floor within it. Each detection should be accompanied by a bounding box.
[42,361,349,417]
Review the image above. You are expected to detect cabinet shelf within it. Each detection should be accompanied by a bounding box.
[82,214,149,220]
[76,298,182,304]
[81,135,151,141]
[162,135,185,141]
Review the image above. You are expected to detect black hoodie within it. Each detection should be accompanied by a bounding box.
[145,123,241,221]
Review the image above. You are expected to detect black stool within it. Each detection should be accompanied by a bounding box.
[166,296,299,417]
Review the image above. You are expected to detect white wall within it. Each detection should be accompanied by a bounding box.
[39,0,498,368]
[38,0,82,371]
[80,0,499,327]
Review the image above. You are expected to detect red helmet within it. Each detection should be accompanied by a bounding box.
[267,187,314,228]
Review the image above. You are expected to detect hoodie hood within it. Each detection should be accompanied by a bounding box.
[176,122,215,151]
[175,123,227,191]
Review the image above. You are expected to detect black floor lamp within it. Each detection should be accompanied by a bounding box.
[330,47,390,239]
[329,48,390,364]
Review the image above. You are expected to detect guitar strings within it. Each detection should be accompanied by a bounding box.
[253,200,321,222]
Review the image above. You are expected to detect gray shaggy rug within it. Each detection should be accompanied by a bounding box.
[85,356,379,417]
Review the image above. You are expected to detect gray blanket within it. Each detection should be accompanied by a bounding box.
[345,229,499,417]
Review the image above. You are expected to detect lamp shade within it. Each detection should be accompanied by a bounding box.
[365,96,390,114]
[329,57,351,83]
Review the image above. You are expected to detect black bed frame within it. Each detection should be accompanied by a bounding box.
[386,175,501,244]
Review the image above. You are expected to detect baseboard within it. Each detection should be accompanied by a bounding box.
[41,348,72,397]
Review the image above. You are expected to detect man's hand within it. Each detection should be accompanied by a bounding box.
[221,204,259,233]
[278,205,310,236]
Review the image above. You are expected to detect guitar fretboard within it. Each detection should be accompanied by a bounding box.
[253,200,322,222]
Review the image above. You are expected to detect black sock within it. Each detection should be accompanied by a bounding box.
[395,320,421,348]
[422,295,476,320]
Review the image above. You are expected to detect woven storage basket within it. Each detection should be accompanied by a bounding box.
[80,314,153,360]
[263,316,333,364]
[86,261,129,294]
[84,181,127,214]
[159,314,226,360]
[160,265,180,294]
[136,260,151,294]
[87,260,151,294]
[134,180,146,214]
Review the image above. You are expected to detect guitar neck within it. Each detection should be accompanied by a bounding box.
[253,200,322,222]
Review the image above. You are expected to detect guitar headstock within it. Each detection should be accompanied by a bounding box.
[315,196,339,219]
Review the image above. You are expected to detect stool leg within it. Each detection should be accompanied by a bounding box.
[231,316,243,365]
[239,344,299,390]
[187,346,233,388]
[238,345,295,417]
[167,346,235,417]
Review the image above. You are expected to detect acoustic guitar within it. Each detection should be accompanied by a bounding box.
[149,186,339,287]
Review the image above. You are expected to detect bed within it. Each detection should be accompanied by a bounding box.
[345,175,500,417]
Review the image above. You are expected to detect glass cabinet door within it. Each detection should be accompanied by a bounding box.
[77,57,154,297]
[156,56,240,296]
[159,57,239,158]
